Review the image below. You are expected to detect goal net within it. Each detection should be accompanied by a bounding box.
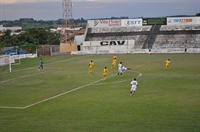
[0,54,21,72]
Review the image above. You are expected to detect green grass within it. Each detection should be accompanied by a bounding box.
[0,53,199,132]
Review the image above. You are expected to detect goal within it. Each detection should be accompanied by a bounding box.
[0,53,20,72]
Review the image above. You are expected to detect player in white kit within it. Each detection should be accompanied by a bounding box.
[118,62,123,76]
[130,78,138,96]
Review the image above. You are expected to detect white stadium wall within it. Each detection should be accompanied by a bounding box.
[72,48,200,55]
[82,40,135,53]
[87,20,94,28]
[81,17,200,54]
[196,17,200,24]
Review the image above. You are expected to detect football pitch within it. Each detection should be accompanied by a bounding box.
[0,53,199,132]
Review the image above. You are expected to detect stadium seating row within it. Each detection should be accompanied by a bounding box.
[153,34,200,48]
[88,26,152,33]
[160,25,200,31]
[85,24,200,49]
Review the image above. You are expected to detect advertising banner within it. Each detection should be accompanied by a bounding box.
[167,17,197,25]
[121,19,143,26]
[83,40,135,52]
[143,18,167,25]
[93,19,121,27]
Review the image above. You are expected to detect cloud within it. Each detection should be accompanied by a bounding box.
[0,0,198,20]
[1,0,38,4]
[75,0,198,1]
[1,0,59,4]
[1,0,19,4]
[2,0,198,4]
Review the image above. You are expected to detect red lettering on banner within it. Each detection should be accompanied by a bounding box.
[99,20,120,26]
[100,20,109,24]
[109,20,120,26]
[180,19,192,23]
[109,20,120,24]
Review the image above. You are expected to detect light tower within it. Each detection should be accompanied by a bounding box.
[61,0,74,43]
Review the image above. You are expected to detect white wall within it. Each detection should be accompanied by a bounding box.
[82,40,135,52]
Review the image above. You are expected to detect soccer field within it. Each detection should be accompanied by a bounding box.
[0,53,199,132]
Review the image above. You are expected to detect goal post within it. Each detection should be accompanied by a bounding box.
[9,53,21,65]
[0,55,11,72]
[0,54,20,72]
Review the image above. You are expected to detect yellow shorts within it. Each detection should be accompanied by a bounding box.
[166,64,169,68]
[103,73,107,76]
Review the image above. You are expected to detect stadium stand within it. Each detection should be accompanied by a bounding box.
[153,25,200,49]
[85,24,200,50]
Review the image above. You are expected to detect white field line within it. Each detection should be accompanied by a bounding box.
[0,79,101,109]
[91,61,151,86]
[92,71,142,86]
[0,70,52,84]
[0,55,91,75]
[0,55,90,83]
[0,61,151,109]
[0,106,24,109]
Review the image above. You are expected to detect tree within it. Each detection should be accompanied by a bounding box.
[0,27,60,53]
[17,32,40,53]
[45,29,60,45]
[0,30,13,47]
[196,13,200,16]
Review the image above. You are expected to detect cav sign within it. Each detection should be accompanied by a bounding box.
[122,19,142,26]
[100,41,126,46]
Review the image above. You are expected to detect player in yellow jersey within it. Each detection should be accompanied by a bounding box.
[113,55,117,60]
[102,67,108,80]
[165,59,170,70]
[111,58,117,68]
[111,55,117,68]
[88,60,94,73]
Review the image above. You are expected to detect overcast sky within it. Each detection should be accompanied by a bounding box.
[0,0,199,21]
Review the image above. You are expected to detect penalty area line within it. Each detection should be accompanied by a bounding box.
[0,79,102,109]
[0,61,150,110]
[0,70,52,84]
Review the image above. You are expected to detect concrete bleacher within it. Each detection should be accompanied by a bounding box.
[85,26,151,49]
[153,24,200,49]
[160,25,200,31]
[85,24,200,50]
[153,34,200,49]
[88,26,152,33]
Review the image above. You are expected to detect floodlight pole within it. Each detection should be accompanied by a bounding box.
[61,0,74,43]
